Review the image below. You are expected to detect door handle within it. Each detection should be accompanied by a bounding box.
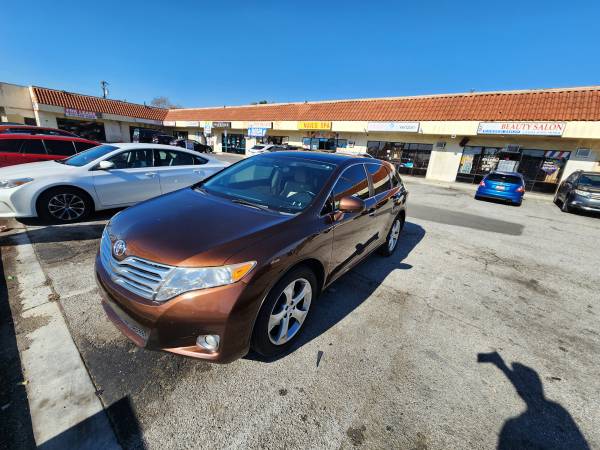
[144,172,157,177]
[193,169,203,174]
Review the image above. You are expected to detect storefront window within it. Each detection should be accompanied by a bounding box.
[456,146,571,193]
[222,133,246,154]
[367,141,432,177]
[257,136,289,145]
[301,137,346,152]
[57,118,106,142]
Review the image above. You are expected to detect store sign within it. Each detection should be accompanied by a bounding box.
[212,121,231,128]
[248,121,272,129]
[477,122,566,136]
[65,108,99,120]
[367,122,420,133]
[176,120,200,128]
[298,121,332,130]
[248,127,268,137]
[204,122,212,135]
[163,121,176,127]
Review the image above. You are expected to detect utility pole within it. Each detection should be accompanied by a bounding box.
[100,81,109,99]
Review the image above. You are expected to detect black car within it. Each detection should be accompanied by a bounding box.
[171,139,213,153]
[132,128,174,144]
[554,170,600,213]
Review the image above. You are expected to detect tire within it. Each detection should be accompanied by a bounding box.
[37,187,92,223]
[561,195,571,213]
[251,266,317,358]
[379,213,405,256]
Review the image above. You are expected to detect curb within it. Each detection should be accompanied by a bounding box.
[7,229,120,449]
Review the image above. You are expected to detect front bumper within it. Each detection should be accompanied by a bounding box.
[95,254,258,363]
[476,187,523,203]
[0,186,36,217]
[567,195,600,212]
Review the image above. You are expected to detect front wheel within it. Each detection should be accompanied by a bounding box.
[561,196,572,213]
[379,214,404,256]
[37,187,92,223]
[251,266,317,358]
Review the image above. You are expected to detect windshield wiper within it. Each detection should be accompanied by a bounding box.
[231,198,270,211]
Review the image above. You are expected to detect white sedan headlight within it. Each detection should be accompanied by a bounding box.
[0,178,33,189]
[155,261,256,302]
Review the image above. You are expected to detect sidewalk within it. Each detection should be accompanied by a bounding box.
[401,175,554,202]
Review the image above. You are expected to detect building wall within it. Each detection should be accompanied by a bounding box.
[0,83,35,123]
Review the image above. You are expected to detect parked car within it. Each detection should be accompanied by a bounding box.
[0,132,99,168]
[0,143,228,222]
[132,128,173,144]
[554,170,600,213]
[0,124,79,137]
[246,144,295,156]
[95,151,408,363]
[171,139,213,153]
[475,171,525,206]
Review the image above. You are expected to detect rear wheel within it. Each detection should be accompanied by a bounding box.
[37,187,92,223]
[379,213,404,256]
[251,266,317,357]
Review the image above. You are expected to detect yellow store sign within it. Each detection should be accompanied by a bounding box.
[297,121,332,130]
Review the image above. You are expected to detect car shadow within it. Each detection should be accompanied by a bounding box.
[477,351,590,450]
[246,221,426,363]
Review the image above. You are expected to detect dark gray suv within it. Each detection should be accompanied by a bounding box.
[554,171,600,213]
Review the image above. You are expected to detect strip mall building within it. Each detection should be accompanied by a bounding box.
[1,81,600,193]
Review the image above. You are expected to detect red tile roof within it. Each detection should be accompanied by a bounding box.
[31,85,600,123]
[32,86,167,121]
[165,86,600,122]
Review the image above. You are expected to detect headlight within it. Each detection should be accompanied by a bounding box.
[574,189,591,198]
[155,261,256,301]
[0,178,33,189]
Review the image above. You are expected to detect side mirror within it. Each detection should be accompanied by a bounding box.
[97,160,115,170]
[338,196,366,214]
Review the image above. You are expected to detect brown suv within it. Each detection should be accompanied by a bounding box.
[95,151,408,363]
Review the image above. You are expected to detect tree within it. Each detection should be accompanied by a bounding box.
[250,100,268,105]
[149,96,182,109]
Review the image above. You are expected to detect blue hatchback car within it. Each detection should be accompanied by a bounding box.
[475,171,525,206]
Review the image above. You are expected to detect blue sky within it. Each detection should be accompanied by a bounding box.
[1,0,598,108]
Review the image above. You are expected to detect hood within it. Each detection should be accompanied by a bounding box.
[108,188,292,267]
[0,160,74,179]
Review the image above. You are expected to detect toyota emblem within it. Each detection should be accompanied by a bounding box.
[113,240,127,258]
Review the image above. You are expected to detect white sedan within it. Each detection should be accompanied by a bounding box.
[0,143,228,222]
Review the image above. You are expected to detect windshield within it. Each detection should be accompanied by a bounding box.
[486,173,522,184]
[578,174,600,188]
[251,145,265,150]
[60,145,118,167]
[199,155,336,214]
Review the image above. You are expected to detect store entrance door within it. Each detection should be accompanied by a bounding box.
[222,133,246,154]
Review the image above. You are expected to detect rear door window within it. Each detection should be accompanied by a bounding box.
[20,139,46,155]
[366,163,391,196]
[155,150,195,166]
[0,139,23,153]
[44,139,76,156]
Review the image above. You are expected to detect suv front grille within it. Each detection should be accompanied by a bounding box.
[100,229,173,300]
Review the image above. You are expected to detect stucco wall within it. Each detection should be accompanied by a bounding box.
[0,83,35,123]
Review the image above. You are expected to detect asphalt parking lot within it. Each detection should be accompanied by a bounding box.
[2,167,599,449]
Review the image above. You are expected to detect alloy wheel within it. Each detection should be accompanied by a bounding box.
[48,193,86,221]
[388,219,401,252]
[268,278,312,345]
